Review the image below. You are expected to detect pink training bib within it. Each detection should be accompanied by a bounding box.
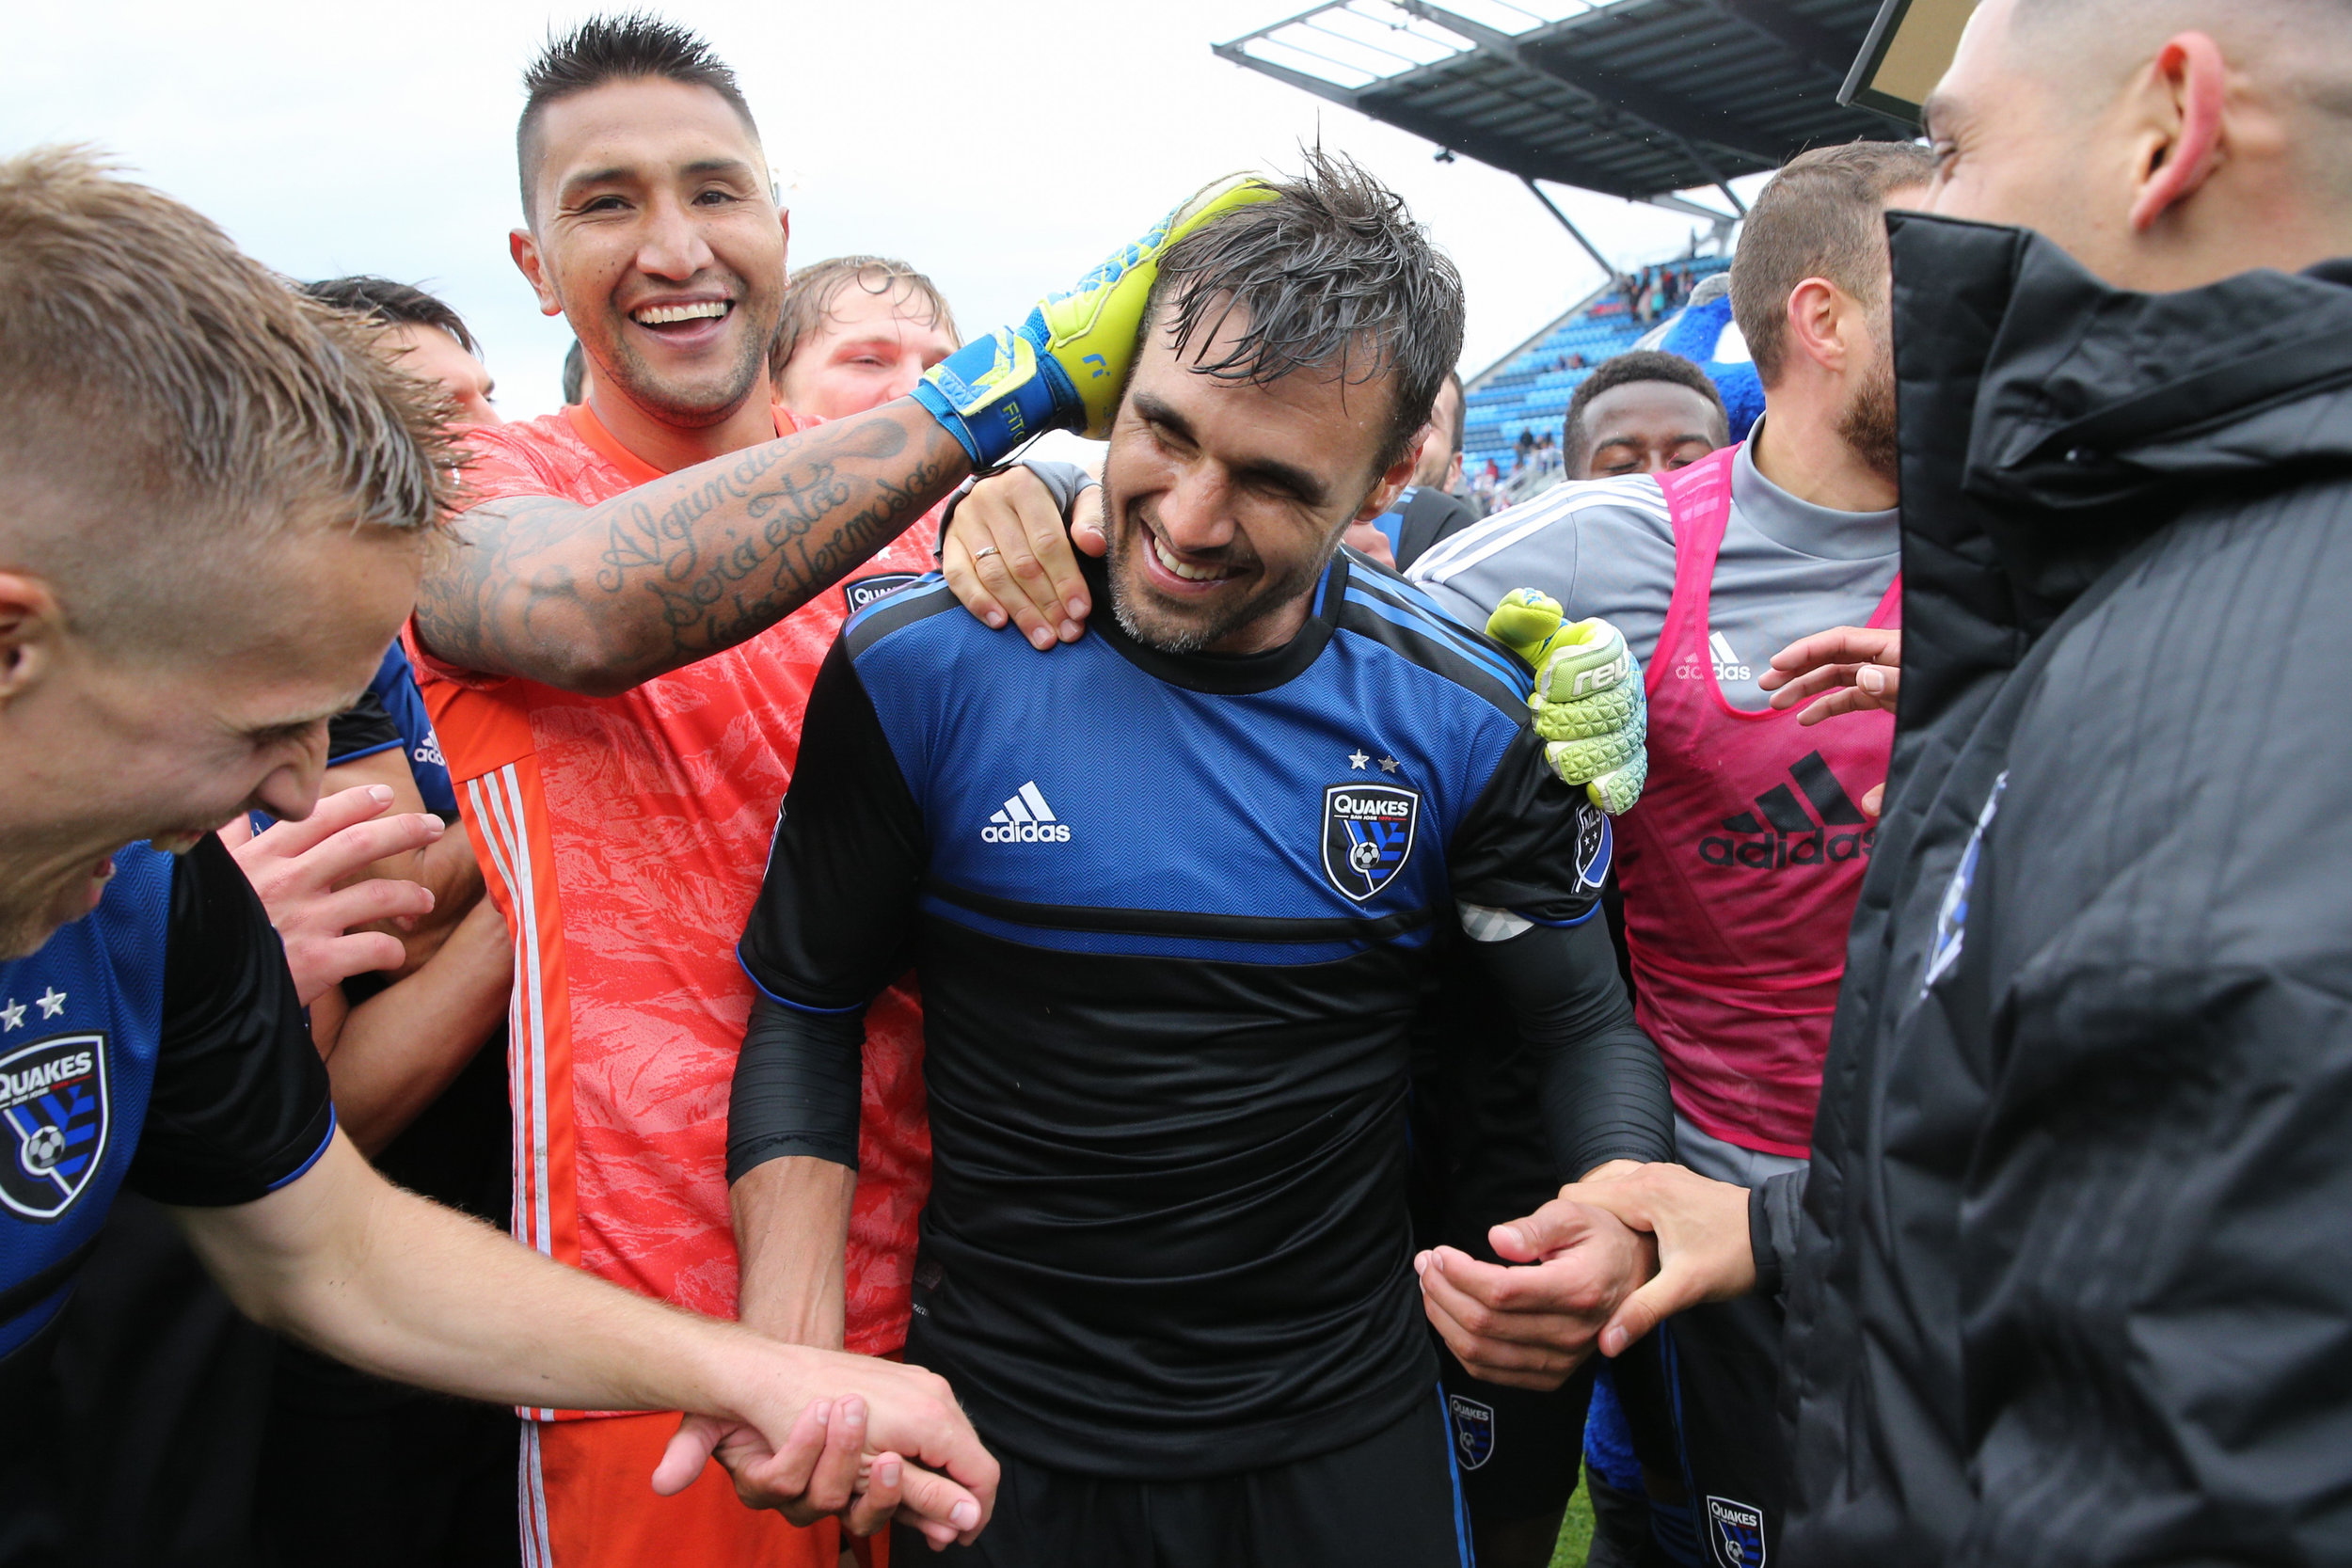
[1613,444,1899,1156]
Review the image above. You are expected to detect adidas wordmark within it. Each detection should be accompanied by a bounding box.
[982,782,1072,844]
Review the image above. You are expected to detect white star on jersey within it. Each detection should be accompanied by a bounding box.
[36,987,66,1019]
[0,999,22,1031]
[1347,752,1370,769]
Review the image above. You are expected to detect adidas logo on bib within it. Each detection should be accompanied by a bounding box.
[982,782,1071,844]
[1698,751,1874,871]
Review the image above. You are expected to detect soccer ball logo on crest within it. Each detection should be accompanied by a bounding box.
[20,1122,65,1175]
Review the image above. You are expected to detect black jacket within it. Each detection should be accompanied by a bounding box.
[1773,213,2352,1564]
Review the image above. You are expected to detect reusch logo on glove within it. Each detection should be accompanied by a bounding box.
[1699,752,1872,871]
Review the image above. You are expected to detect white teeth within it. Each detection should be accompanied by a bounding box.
[633,300,729,325]
[1153,534,1232,582]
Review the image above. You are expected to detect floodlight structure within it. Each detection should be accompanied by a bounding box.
[1215,0,1908,269]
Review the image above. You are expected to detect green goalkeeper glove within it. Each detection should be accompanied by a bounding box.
[911,174,1279,467]
[1486,589,1648,816]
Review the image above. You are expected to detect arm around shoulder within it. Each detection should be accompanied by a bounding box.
[415,404,969,695]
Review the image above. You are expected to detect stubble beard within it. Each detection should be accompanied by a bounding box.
[1104,495,1325,656]
[591,288,777,432]
[1839,345,1901,485]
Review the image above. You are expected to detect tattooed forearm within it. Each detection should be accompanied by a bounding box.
[413,404,967,695]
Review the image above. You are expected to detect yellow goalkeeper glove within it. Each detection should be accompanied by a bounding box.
[912,174,1279,467]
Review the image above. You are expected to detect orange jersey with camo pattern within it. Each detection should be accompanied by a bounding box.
[408,402,932,1404]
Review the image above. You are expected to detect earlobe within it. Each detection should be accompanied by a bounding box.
[1355,454,1421,524]
[2130,33,2228,232]
[1784,277,1848,372]
[0,573,59,708]
[510,229,564,318]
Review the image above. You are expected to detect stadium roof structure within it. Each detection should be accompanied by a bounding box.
[1216,0,1910,265]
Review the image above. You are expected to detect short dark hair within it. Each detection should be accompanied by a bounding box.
[1146,149,1466,472]
[1730,141,1935,387]
[771,256,960,382]
[563,339,587,404]
[517,14,760,223]
[1562,350,1728,473]
[301,276,479,356]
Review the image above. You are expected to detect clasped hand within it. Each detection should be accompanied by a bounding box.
[1420,1161,1760,1382]
[1414,1164,1658,1390]
[656,1354,997,1552]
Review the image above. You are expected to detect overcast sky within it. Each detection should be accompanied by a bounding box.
[3,0,1755,420]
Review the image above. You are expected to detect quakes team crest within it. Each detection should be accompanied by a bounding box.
[0,1033,108,1221]
[1707,1495,1767,1568]
[1322,783,1420,903]
[1446,1392,1495,1471]
[1577,800,1612,889]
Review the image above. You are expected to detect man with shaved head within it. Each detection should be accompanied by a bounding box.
[1507,1,2352,1561]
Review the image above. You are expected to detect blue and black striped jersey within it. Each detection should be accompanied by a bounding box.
[739,548,1651,1477]
[1,838,333,1372]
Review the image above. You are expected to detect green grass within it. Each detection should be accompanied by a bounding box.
[1549,1484,1596,1568]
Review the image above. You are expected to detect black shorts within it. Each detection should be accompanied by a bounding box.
[898,1387,1471,1568]
[1438,1336,1593,1524]
[1590,1295,1786,1568]
[1658,1295,1785,1568]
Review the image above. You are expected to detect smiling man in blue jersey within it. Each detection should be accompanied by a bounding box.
[726,151,1676,1567]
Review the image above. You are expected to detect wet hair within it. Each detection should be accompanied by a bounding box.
[1562,350,1728,474]
[770,255,960,382]
[0,147,452,648]
[517,14,760,223]
[1145,148,1466,471]
[1730,141,1936,387]
[302,276,480,356]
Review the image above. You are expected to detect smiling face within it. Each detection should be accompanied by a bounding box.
[514,76,785,430]
[1100,307,1415,657]
[0,524,422,957]
[774,279,959,422]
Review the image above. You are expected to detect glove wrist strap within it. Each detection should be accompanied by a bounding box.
[913,333,1080,469]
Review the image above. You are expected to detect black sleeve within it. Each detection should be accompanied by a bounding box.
[727,997,865,1180]
[127,835,335,1206]
[326,685,402,767]
[1393,486,1479,573]
[1748,1168,1805,1299]
[1471,917,1674,1177]
[736,638,925,1007]
[730,637,926,1179]
[1449,727,1610,928]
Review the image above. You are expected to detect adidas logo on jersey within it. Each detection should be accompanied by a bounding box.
[982,782,1072,844]
[1675,631,1753,683]
[1699,751,1875,870]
